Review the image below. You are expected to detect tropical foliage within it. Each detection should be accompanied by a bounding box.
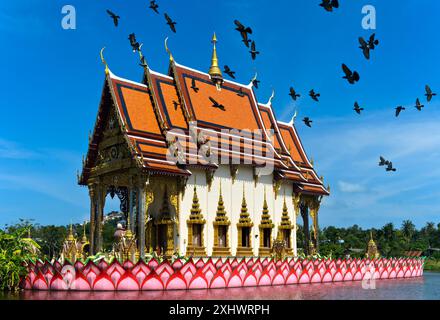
[0,223,39,291]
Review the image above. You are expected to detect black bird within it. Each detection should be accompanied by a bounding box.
[353,102,364,115]
[164,13,177,33]
[342,64,360,84]
[237,88,245,97]
[309,89,320,102]
[386,162,397,172]
[172,100,180,110]
[368,33,379,50]
[209,97,226,111]
[106,10,120,27]
[358,37,370,60]
[191,78,199,93]
[128,33,141,52]
[379,156,390,167]
[223,65,236,79]
[249,41,260,60]
[319,0,339,12]
[234,20,252,47]
[250,74,260,89]
[149,1,159,14]
[395,106,405,117]
[289,87,300,101]
[303,117,313,127]
[425,85,437,102]
[415,98,424,111]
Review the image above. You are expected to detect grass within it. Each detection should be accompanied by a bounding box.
[424,259,440,272]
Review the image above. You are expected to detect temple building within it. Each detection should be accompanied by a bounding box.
[78,34,329,259]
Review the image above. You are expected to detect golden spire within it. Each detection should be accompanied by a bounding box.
[82,222,88,243]
[165,37,174,62]
[100,47,109,75]
[208,33,223,88]
[67,223,75,241]
[125,214,134,239]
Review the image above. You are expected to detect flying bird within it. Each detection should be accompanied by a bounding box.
[425,85,437,102]
[395,106,405,117]
[303,117,313,127]
[289,87,300,101]
[149,1,159,14]
[173,101,180,110]
[191,78,199,93]
[164,13,177,33]
[223,65,236,79]
[386,162,397,172]
[209,97,226,111]
[358,37,370,60]
[353,102,364,115]
[415,98,424,111]
[237,88,245,97]
[128,33,141,52]
[309,89,320,102]
[319,0,339,12]
[379,156,390,167]
[106,10,120,27]
[368,33,379,50]
[249,41,260,60]
[234,20,252,47]
[250,74,260,89]
[342,64,360,84]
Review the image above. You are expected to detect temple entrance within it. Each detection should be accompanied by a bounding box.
[157,224,168,253]
[192,224,203,247]
[218,226,227,247]
[283,229,291,249]
[263,229,271,248]
[241,227,250,247]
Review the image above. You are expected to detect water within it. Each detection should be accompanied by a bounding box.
[2,272,440,300]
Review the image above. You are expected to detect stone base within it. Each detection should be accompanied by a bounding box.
[212,246,231,257]
[186,246,206,257]
[258,247,272,257]
[236,246,253,257]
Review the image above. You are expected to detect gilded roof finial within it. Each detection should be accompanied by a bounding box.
[208,33,223,89]
[125,213,133,239]
[67,223,75,241]
[267,88,275,105]
[82,221,88,243]
[100,47,109,75]
[164,37,174,62]
[138,43,148,69]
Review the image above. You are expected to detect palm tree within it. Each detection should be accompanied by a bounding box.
[401,220,415,244]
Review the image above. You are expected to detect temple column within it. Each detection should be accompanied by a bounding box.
[145,189,154,254]
[300,202,310,255]
[95,184,106,253]
[88,184,96,254]
[292,193,301,258]
[129,187,136,234]
[169,190,179,255]
[137,183,146,258]
[309,196,322,252]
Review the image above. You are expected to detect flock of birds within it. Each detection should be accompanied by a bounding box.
[104,1,436,174]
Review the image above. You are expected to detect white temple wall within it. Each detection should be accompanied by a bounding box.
[178,165,298,257]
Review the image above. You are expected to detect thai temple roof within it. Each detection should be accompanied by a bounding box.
[79,39,329,196]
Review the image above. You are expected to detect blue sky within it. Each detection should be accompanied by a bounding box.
[1,0,440,229]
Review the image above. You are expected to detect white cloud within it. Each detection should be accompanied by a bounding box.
[338,181,365,193]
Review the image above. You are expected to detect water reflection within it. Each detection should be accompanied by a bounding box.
[4,273,439,300]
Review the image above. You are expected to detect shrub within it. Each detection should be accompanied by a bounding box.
[0,227,40,291]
